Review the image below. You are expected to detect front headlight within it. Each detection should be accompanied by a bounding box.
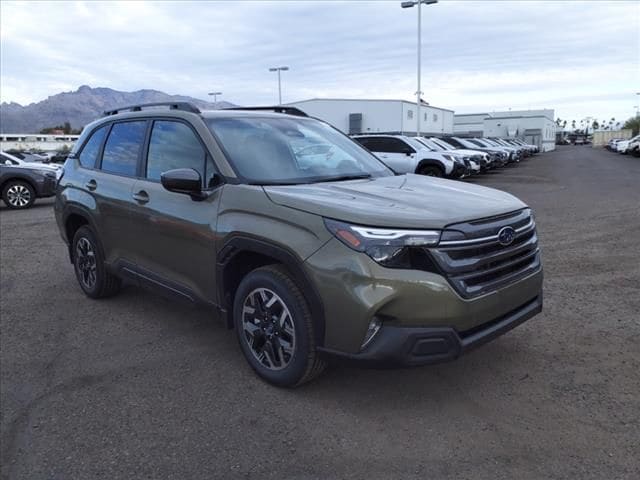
[324,218,440,267]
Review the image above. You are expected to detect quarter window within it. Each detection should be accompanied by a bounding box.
[101,121,147,176]
[146,121,207,182]
[79,125,107,168]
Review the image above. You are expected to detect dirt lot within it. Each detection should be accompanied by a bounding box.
[1,146,639,480]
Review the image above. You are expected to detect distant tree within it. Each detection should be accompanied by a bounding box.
[623,117,640,136]
[562,120,567,128]
[555,118,562,127]
[592,120,599,130]
[571,120,576,130]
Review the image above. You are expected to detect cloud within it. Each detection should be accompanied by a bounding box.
[1,0,638,122]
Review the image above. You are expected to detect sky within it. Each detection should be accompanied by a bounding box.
[1,0,638,124]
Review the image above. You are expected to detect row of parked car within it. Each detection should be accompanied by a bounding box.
[351,134,538,179]
[0,151,63,209]
[607,135,640,156]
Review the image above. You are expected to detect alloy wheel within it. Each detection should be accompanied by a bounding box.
[241,288,296,370]
[75,237,97,289]
[6,184,31,207]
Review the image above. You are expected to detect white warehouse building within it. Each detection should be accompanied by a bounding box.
[454,109,556,152]
[285,98,454,136]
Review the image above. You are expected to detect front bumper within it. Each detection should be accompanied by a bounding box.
[305,238,544,355]
[319,294,542,366]
[449,162,468,178]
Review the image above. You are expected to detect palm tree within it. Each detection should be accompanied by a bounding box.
[571,120,576,131]
[623,116,640,135]
[562,120,567,128]
[592,120,599,130]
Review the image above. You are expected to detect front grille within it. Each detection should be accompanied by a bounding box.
[429,209,541,298]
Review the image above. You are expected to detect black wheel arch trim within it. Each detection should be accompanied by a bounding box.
[216,234,326,347]
[415,159,445,174]
[61,204,100,262]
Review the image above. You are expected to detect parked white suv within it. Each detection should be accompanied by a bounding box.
[413,137,481,175]
[626,135,640,156]
[352,135,467,178]
[616,139,631,153]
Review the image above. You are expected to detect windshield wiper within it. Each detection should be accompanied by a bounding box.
[311,174,372,183]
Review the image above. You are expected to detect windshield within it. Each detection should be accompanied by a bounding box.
[431,138,457,150]
[464,139,485,148]
[405,137,431,151]
[206,116,392,184]
[417,137,444,151]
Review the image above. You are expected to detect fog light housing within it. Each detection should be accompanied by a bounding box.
[361,317,382,350]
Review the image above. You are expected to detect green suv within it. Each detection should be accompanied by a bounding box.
[55,103,543,387]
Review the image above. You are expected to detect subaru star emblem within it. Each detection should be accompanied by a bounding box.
[498,226,516,246]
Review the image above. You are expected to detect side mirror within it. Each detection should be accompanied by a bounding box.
[161,168,204,199]
[207,172,223,189]
[402,148,414,156]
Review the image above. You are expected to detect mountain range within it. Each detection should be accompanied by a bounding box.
[0,86,237,133]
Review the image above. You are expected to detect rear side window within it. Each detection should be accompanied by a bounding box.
[146,121,206,182]
[78,126,107,168]
[369,138,413,154]
[101,121,147,176]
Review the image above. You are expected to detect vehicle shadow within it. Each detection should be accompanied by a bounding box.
[0,199,55,212]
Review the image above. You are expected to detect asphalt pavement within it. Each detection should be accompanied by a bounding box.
[1,146,639,479]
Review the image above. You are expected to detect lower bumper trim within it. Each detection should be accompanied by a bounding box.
[318,294,542,367]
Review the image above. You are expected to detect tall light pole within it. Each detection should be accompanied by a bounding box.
[636,92,640,117]
[269,66,289,105]
[401,0,438,137]
[208,91,222,107]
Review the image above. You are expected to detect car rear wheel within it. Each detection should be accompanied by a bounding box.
[233,265,326,387]
[417,165,443,177]
[72,226,121,298]
[2,181,35,209]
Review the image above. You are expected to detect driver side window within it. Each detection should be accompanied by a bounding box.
[146,121,207,183]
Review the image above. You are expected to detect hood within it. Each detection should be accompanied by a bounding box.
[264,174,526,229]
[450,148,487,157]
[11,163,59,173]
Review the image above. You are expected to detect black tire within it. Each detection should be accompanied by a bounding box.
[417,165,443,177]
[233,265,326,387]
[71,225,121,299]
[2,180,35,209]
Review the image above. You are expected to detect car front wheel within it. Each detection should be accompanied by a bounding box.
[2,181,35,209]
[233,265,326,387]
[417,165,443,177]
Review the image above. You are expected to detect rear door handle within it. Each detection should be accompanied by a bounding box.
[85,179,97,191]
[132,190,149,204]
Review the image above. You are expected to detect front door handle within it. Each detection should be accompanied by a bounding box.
[85,179,97,191]
[132,190,149,204]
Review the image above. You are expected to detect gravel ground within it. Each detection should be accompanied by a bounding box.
[1,146,639,480]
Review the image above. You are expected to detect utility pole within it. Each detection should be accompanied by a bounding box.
[401,0,438,137]
[269,66,289,105]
